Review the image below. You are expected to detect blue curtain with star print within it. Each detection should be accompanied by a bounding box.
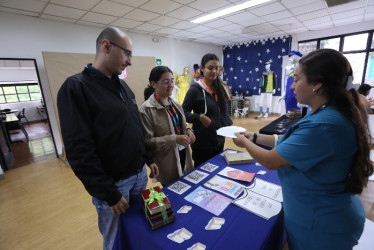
[223,36,291,96]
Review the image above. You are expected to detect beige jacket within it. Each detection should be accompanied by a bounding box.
[139,94,193,185]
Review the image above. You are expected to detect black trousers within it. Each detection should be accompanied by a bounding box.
[191,143,224,168]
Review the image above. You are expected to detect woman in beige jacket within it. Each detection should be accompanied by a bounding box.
[139,66,195,186]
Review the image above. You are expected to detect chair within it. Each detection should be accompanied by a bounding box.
[5,119,29,141]
[17,108,30,126]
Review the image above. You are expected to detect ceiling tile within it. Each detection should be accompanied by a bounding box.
[364,12,374,20]
[0,0,46,12]
[278,22,304,31]
[172,30,196,38]
[91,1,134,17]
[204,19,233,28]
[219,23,244,31]
[41,14,77,23]
[110,0,149,8]
[203,29,226,36]
[166,6,203,20]
[50,0,100,11]
[305,21,333,30]
[328,0,367,14]
[224,11,256,23]
[249,2,286,16]
[248,23,280,34]
[43,4,86,19]
[188,25,213,33]
[171,0,196,4]
[149,15,180,26]
[262,10,293,22]
[302,16,332,26]
[280,0,324,9]
[140,0,182,14]
[111,18,143,28]
[188,0,231,12]
[170,21,197,29]
[332,14,363,25]
[76,20,106,28]
[229,28,246,35]
[155,27,180,35]
[369,0,374,5]
[133,23,162,32]
[296,9,329,21]
[287,27,309,33]
[290,1,326,15]
[123,9,160,21]
[271,17,301,26]
[0,7,39,17]
[367,5,374,12]
[331,8,365,20]
[80,12,118,24]
[187,33,208,39]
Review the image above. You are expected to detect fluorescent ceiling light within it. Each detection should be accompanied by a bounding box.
[191,0,272,24]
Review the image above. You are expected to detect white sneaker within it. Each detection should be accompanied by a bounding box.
[257,113,263,118]
[263,113,269,118]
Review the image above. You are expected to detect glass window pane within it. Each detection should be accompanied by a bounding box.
[365,52,374,86]
[343,33,368,51]
[5,94,18,102]
[16,86,28,93]
[298,41,317,56]
[320,37,340,50]
[30,93,41,100]
[28,85,40,92]
[371,35,374,49]
[3,86,16,94]
[0,88,3,95]
[345,52,366,84]
[0,96,5,104]
[18,94,30,102]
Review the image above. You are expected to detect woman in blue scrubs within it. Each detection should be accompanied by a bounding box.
[233,49,373,250]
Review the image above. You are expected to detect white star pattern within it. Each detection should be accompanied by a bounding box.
[266,48,270,53]
[249,71,252,74]
[253,86,257,90]
[278,55,282,59]
[272,40,275,43]
[246,78,249,81]
[261,40,266,45]
[246,90,249,94]
[227,54,230,58]
[256,78,260,82]
[230,67,233,71]
[259,60,263,64]
[241,69,244,72]
[282,38,286,43]
[258,53,261,57]
[237,56,241,61]
[239,85,242,88]
[255,67,259,72]
[281,48,285,53]
[245,60,247,63]
[234,76,237,80]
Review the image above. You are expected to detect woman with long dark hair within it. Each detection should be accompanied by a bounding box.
[233,49,373,249]
[182,53,232,167]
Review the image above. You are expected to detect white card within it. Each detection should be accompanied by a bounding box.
[167,181,191,195]
[200,163,220,172]
[184,170,210,184]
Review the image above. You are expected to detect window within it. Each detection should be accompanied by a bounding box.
[298,41,317,56]
[320,37,340,50]
[343,33,369,52]
[298,30,374,84]
[0,83,42,103]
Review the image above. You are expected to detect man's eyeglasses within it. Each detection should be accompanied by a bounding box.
[109,42,132,59]
[158,79,174,86]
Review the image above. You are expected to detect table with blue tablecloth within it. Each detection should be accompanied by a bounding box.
[113,149,285,250]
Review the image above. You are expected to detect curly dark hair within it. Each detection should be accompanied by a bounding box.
[299,49,373,194]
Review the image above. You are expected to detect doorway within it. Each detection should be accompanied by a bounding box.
[0,58,57,170]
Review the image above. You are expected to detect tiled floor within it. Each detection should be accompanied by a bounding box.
[9,122,56,169]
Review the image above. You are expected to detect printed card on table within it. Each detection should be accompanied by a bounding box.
[204,175,245,199]
[184,186,232,216]
[184,170,210,184]
[200,163,220,173]
[168,181,191,195]
[218,166,255,183]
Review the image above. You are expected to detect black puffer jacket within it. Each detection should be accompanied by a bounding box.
[182,80,232,149]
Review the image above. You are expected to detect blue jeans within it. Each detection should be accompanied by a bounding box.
[92,166,147,250]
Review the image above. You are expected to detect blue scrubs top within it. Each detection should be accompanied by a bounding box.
[276,106,365,235]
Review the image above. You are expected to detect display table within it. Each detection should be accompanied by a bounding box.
[113,150,285,250]
[259,114,301,135]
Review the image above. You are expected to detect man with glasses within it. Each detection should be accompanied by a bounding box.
[57,27,159,250]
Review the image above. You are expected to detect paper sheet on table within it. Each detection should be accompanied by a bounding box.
[216,126,245,138]
[204,175,245,198]
[218,166,255,183]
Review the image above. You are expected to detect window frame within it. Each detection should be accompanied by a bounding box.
[0,82,41,103]
[298,29,374,84]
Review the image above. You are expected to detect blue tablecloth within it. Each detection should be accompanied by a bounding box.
[113,150,285,250]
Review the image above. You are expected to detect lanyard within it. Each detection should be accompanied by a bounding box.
[313,103,329,115]
[154,93,181,134]
[201,79,218,102]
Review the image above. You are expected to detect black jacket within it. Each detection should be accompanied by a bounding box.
[57,65,153,206]
[182,80,232,149]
